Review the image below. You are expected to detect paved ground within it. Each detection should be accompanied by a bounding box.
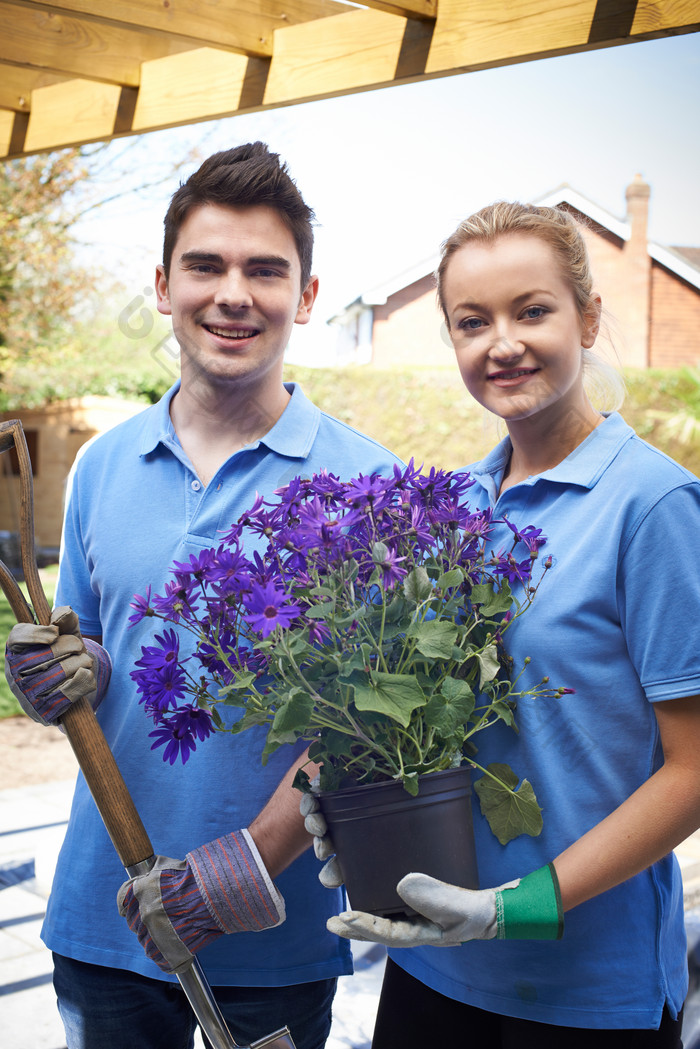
[2,772,700,1049]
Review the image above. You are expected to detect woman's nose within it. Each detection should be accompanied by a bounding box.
[488,327,524,360]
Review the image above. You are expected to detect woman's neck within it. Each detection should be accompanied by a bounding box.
[500,399,603,494]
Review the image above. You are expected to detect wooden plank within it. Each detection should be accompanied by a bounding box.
[426,0,599,72]
[10,0,350,59]
[0,63,67,111]
[0,2,194,86]
[426,0,700,73]
[133,48,256,130]
[264,9,408,104]
[632,0,700,33]
[24,78,121,150]
[0,109,13,155]
[357,0,436,18]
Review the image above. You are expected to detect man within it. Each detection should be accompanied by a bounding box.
[5,142,399,1049]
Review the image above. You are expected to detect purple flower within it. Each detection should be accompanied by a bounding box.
[152,580,194,622]
[129,587,153,626]
[243,581,301,638]
[493,552,532,586]
[149,704,215,765]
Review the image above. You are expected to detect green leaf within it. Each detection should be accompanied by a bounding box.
[218,670,256,694]
[470,581,514,617]
[423,678,475,734]
[304,603,334,619]
[437,567,464,590]
[475,643,500,687]
[406,620,458,659]
[441,676,476,717]
[404,566,432,603]
[351,672,426,727]
[371,541,389,563]
[271,689,315,735]
[473,763,543,845]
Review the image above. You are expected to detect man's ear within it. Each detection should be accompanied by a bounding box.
[295,276,319,325]
[581,293,602,349]
[155,264,172,317]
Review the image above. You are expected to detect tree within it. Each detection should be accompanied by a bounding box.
[0,148,94,372]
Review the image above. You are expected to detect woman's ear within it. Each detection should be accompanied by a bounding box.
[581,293,602,349]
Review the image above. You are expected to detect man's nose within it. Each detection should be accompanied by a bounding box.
[214,270,253,310]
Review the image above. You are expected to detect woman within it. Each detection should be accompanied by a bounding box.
[328,202,700,1046]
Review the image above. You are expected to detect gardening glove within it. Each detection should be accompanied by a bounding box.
[328,863,563,947]
[300,789,343,888]
[5,606,112,726]
[117,829,286,975]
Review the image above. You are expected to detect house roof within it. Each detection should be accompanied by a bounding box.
[1,4,698,161]
[333,178,700,319]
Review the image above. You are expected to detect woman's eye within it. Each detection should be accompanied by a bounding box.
[459,317,484,331]
[523,305,547,320]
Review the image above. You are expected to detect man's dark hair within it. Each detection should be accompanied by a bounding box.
[162,142,315,288]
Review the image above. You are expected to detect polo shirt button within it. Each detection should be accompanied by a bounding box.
[191,479,201,492]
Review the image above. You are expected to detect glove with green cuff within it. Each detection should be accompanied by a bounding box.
[327,863,563,947]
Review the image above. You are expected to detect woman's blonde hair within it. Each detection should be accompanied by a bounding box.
[436,201,625,412]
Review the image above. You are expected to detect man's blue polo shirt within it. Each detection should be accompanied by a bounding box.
[392,413,700,1028]
[43,381,400,986]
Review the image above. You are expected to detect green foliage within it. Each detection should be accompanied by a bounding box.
[0,566,57,718]
[284,364,700,476]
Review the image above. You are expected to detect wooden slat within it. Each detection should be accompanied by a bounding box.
[24,78,122,150]
[0,2,195,86]
[132,48,260,130]
[0,109,13,154]
[427,0,598,72]
[632,0,700,33]
[0,63,67,111]
[357,0,436,18]
[264,9,408,104]
[10,0,350,59]
[426,0,700,73]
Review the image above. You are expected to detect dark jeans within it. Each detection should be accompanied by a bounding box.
[53,953,336,1049]
[372,956,684,1048]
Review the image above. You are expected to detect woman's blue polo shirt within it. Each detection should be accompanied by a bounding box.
[392,413,700,1028]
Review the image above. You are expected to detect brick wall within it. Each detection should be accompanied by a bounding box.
[0,397,144,550]
[649,263,700,369]
[371,274,455,369]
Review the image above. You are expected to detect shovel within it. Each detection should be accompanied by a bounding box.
[0,419,296,1049]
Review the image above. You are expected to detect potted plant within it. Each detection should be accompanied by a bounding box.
[129,462,569,915]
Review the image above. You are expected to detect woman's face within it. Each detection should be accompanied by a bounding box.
[442,233,600,428]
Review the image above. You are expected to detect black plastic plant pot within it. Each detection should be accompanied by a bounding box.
[318,766,478,918]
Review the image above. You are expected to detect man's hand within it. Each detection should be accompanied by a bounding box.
[328,864,563,947]
[5,606,111,725]
[118,829,285,974]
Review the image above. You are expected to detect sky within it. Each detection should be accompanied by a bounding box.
[74,32,700,364]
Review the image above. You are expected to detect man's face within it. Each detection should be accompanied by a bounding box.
[155,203,317,396]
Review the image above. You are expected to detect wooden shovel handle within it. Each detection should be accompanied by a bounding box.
[0,420,153,868]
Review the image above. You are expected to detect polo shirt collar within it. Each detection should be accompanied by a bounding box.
[470,412,635,492]
[137,380,320,460]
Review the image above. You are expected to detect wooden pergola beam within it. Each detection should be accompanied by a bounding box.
[1,0,698,160]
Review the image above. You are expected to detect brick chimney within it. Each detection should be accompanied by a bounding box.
[622,174,651,367]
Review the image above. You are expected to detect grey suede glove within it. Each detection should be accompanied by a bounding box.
[328,864,564,947]
[5,606,112,725]
[300,790,343,888]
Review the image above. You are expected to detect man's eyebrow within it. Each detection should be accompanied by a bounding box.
[248,255,292,271]
[179,251,224,265]
[177,252,292,272]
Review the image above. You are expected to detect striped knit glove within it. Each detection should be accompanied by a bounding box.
[117,830,286,975]
[5,606,112,725]
[328,865,563,947]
